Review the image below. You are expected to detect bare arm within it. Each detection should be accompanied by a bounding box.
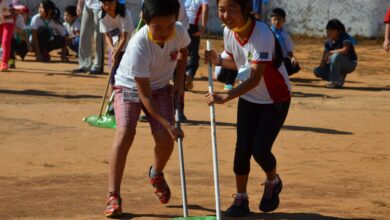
[328,41,351,56]
[320,49,329,67]
[194,4,209,36]
[205,49,238,70]
[174,48,188,97]
[206,63,265,104]
[77,0,85,16]
[384,23,390,52]
[135,77,182,139]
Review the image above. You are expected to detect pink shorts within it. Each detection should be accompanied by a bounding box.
[113,85,174,133]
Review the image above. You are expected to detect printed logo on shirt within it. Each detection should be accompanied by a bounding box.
[109,28,120,37]
[247,51,253,62]
[260,52,269,59]
[169,48,179,62]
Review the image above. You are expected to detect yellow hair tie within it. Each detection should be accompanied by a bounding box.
[147,27,176,44]
[232,19,252,33]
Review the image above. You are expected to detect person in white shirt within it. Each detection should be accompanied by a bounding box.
[30,0,67,62]
[104,0,190,217]
[0,0,15,71]
[99,0,134,86]
[63,5,81,56]
[205,0,291,217]
[73,0,104,74]
[184,0,209,90]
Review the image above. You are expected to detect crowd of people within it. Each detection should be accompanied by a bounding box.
[1,0,389,218]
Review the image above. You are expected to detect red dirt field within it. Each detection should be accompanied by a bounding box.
[0,38,389,220]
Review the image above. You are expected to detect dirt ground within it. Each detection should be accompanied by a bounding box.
[0,38,389,220]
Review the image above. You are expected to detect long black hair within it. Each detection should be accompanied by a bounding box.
[326,19,346,33]
[41,0,62,24]
[100,0,126,19]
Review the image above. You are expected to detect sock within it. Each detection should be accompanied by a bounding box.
[236,192,248,199]
[150,166,162,178]
[266,175,279,185]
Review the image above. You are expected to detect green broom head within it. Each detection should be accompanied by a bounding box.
[83,114,116,129]
[172,216,216,220]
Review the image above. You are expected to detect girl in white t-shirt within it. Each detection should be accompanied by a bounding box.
[0,0,15,71]
[103,0,190,217]
[205,0,291,217]
[30,0,67,62]
[99,0,134,86]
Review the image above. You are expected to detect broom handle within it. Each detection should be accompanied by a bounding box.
[175,94,188,217]
[99,42,119,117]
[207,40,221,220]
[98,68,113,117]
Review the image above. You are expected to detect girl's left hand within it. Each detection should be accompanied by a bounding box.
[205,93,228,105]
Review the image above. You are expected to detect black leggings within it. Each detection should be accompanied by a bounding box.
[234,98,290,175]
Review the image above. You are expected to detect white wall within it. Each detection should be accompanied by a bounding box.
[264,0,389,37]
[21,0,389,37]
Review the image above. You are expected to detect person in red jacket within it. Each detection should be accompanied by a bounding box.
[384,6,390,52]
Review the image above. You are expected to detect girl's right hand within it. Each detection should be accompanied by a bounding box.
[204,49,219,65]
[205,93,228,105]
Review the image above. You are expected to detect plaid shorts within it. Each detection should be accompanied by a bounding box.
[113,85,174,133]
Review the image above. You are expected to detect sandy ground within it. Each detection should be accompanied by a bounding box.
[0,38,389,220]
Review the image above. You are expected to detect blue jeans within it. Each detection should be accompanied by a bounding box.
[313,53,357,82]
[186,24,200,77]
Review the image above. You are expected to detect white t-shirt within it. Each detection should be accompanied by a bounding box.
[85,0,101,10]
[224,20,291,104]
[30,14,67,37]
[15,14,26,30]
[64,20,81,38]
[184,0,208,26]
[115,23,191,90]
[0,0,13,24]
[100,9,134,52]
[178,0,190,29]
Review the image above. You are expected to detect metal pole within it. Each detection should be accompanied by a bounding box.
[175,95,188,217]
[206,40,221,220]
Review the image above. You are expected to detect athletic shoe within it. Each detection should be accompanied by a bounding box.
[325,81,343,88]
[8,59,15,68]
[148,166,171,204]
[0,67,9,72]
[259,175,283,212]
[225,194,251,217]
[72,67,89,74]
[224,84,233,91]
[89,68,104,75]
[104,192,122,217]
[139,114,148,122]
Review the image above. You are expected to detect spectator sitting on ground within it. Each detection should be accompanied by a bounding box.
[63,5,81,57]
[313,19,357,89]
